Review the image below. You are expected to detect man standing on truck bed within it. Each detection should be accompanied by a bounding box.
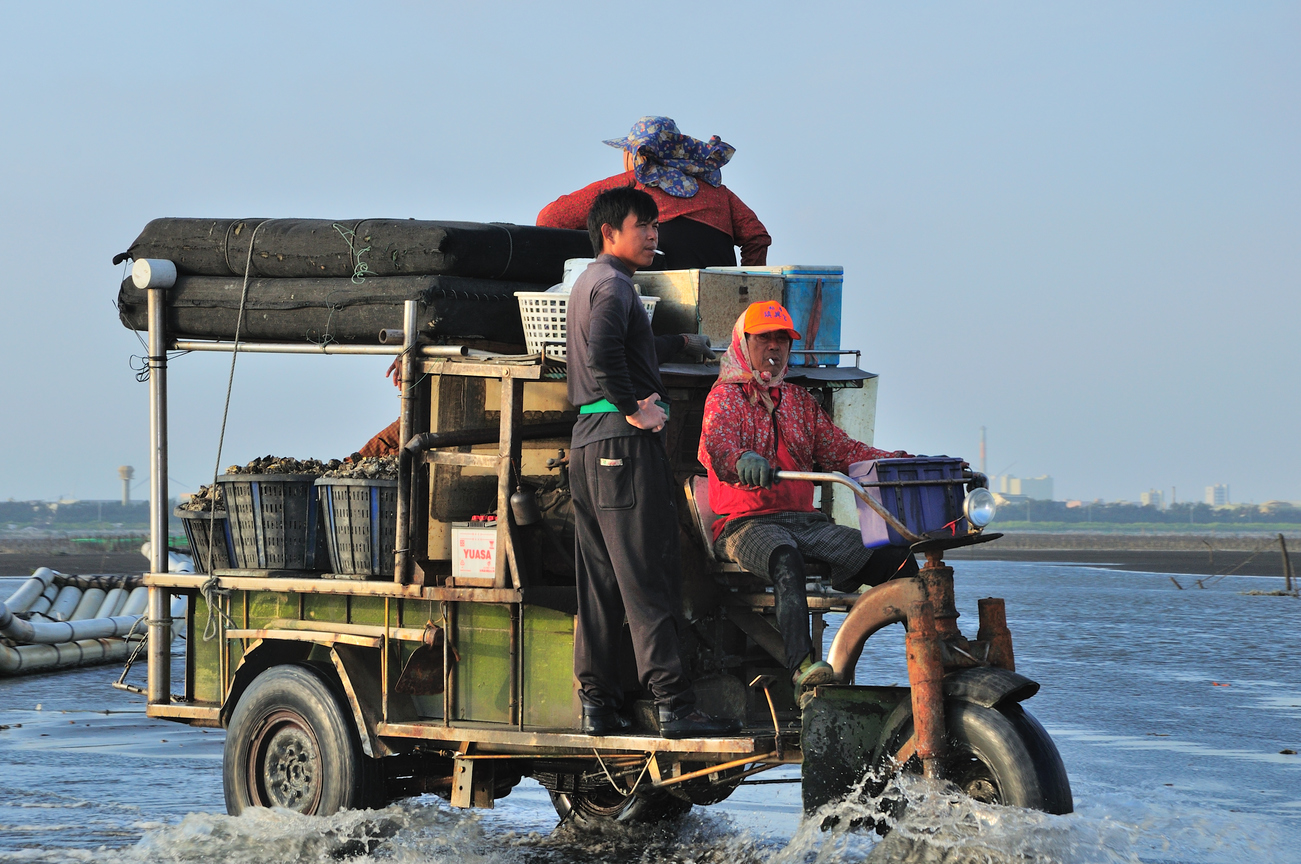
[700,301,919,690]
[538,116,770,271]
[568,186,741,739]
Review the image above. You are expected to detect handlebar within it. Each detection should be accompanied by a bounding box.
[773,471,922,543]
[772,468,987,546]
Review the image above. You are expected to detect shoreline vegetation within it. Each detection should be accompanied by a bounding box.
[1,530,1296,581]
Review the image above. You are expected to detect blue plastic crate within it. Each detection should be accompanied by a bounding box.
[849,457,967,547]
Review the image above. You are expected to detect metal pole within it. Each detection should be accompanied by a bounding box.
[394,301,418,584]
[170,340,467,357]
[146,284,171,705]
[905,597,945,779]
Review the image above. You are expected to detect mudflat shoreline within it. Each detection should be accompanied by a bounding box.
[0,552,147,578]
[0,533,1295,580]
[949,532,1298,578]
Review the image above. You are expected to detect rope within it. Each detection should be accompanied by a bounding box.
[591,749,653,797]
[1197,538,1277,588]
[200,575,237,643]
[333,223,371,284]
[117,260,192,380]
[306,303,344,348]
[202,219,269,579]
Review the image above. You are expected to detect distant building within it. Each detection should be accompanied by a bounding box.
[998,474,1052,500]
[1140,489,1164,509]
[1020,476,1053,500]
[1205,484,1230,506]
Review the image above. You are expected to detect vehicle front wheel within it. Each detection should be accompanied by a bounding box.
[887,701,1073,814]
[223,663,381,816]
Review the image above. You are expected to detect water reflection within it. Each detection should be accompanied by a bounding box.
[1,565,1299,863]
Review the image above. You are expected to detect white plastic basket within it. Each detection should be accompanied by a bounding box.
[515,292,659,360]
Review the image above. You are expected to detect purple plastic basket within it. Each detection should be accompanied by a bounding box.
[849,457,967,547]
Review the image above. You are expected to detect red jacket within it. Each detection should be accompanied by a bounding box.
[536,171,771,266]
[699,382,902,538]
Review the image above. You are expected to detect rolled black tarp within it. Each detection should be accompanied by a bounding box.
[122,218,592,285]
[117,274,539,345]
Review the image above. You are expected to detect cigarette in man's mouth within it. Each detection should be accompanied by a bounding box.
[653,249,665,256]
[767,358,777,366]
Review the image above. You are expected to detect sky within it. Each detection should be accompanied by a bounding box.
[0,2,1297,505]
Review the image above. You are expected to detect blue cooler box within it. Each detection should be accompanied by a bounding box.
[780,265,842,366]
[706,265,843,365]
[849,457,967,547]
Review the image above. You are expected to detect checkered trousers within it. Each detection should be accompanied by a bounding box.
[714,511,871,583]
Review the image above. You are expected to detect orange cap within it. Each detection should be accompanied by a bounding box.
[742,300,802,340]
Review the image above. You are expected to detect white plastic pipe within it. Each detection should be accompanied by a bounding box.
[120,586,148,617]
[27,584,59,616]
[70,588,107,621]
[139,542,195,574]
[131,258,178,290]
[48,586,82,621]
[0,605,144,645]
[2,569,57,613]
[0,637,136,676]
[95,587,126,618]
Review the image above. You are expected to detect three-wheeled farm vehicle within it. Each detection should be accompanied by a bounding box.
[118,220,1071,825]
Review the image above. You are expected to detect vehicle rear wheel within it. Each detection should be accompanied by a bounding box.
[663,761,746,806]
[224,663,381,816]
[887,701,1073,814]
[549,786,692,825]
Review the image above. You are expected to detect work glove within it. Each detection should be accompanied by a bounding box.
[736,451,777,488]
[680,333,717,362]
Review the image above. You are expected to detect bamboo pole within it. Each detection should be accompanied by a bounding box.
[1280,534,1294,593]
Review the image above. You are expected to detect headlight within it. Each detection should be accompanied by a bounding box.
[964,487,997,528]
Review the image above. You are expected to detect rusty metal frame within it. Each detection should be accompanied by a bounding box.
[224,629,381,648]
[825,547,1017,781]
[375,720,777,756]
[145,572,523,604]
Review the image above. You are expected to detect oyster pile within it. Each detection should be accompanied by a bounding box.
[323,455,399,480]
[177,483,224,512]
[224,456,343,476]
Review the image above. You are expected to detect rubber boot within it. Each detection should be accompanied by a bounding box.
[832,545,920,594]
[769,546,814,675]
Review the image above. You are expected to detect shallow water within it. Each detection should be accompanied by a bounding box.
[1,562,1298,863]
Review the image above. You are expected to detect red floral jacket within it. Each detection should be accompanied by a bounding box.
[699,382,903,532]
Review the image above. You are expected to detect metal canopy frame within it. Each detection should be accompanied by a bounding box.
[143,293,546,722]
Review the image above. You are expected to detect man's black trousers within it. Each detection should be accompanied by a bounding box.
[570,434,694,714]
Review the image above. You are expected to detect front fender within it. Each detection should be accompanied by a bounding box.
[873,666,1041,765]
[943,666,1039,708]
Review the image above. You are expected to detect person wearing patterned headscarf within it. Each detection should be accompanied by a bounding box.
[698,301,919,690]
[537,116,771,270]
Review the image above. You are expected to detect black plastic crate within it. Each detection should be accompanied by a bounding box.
[174,507,235,573]
[215,474,323,570]
[315,478,398,576]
